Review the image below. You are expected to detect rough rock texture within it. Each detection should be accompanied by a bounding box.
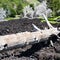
[0,18,60,60]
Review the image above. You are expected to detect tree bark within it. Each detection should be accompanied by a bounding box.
[0,27,59,50]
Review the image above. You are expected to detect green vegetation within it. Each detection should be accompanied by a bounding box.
[0,0,29,18]
[0,0,39,18]
[0,0,60,24]
[5,15,20,20]
[41,19,60,24]
[47,0,60,16]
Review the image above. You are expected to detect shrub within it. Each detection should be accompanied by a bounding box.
[9,7,17,17]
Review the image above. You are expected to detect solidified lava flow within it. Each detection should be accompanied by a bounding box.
[0,18,60,60]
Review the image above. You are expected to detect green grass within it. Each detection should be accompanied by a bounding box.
[27,0,39,4]
[41,16,60,24]
[48,16,60,21]
[5,15,20,20]
[41,19,60,24]
[54,16,60,20]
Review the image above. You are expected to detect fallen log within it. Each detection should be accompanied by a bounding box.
[0,27,60,50]
[0,14,60,51]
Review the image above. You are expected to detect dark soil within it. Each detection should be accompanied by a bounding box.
[0,18,44,35]
[0,18,60,60]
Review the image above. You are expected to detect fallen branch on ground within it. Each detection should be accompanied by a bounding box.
[0,14,60,51]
